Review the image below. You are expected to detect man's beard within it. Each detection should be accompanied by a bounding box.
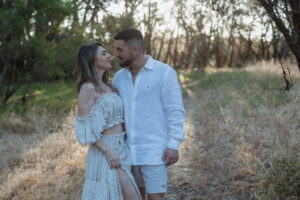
[119,55,134,68]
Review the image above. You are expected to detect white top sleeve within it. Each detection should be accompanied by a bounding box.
[162,67,186,150]
[74,110,105,145]
[74,93,124,145]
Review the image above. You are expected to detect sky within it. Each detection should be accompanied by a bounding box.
[100,0,273,40]
[105,0,177,34]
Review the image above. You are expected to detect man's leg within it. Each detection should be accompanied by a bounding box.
[131,166,147,200]
[147,193,164,200]
[138,187,147,200]
[140,165,168,200]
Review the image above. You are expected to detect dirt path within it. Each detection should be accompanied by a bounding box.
[166,85,203,200]
[166,77,300,200]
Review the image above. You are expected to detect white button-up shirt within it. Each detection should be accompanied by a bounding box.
[112,55,185,165]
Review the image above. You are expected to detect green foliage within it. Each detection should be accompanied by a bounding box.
[0,0,108,105]
[0,0,138,105]
[54,26,88,80]
[0,0,77,106]
[102,13,136,43]
[263,154,300,199]
[0,82,77,116]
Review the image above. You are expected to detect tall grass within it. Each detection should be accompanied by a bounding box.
[177,62,300,199]
[0,111,85,200]
[0,82,82,200]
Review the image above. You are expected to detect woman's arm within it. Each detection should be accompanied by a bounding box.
[77,83,121,169]
[93,140,121,169]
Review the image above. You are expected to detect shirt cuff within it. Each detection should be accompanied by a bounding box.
[167,138,180,150]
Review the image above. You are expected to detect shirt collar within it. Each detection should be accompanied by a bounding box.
[123,55,154,76]
[143,55,154,71]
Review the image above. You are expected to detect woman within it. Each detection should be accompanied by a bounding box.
[74,42,141,200]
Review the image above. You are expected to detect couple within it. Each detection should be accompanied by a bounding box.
[74,28,185,200]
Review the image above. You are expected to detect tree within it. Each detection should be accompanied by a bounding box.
[0,0,111,106]
[258,0,300,71]
[0,0,74,105]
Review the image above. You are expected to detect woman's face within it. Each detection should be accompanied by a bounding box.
[95,46,111,70]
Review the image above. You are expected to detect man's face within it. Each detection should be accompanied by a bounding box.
[114,39,134,68]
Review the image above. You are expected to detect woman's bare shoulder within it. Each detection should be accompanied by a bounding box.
[78,82,96,103]
[80,82,96,92]
[77,83,97,116]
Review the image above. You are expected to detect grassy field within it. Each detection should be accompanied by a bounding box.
[0,62,299,200]
[0,82,77,135]
[0,82,77,116]
[175,62,300,199]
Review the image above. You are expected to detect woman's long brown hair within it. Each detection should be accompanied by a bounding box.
[77,42,114,93]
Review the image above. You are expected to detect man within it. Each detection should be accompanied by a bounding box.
[112,28,185,200]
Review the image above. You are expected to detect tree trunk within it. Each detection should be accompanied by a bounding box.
[156,33,166,60]
[259,0,300,71]
[164,38,173,64]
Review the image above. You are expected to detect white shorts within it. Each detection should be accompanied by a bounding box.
[131,165,168,194]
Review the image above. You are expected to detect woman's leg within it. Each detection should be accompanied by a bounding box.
[116,168,141,200]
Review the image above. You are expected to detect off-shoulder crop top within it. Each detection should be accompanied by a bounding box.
[74,92,124,145]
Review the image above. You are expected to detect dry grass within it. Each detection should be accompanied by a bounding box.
[0,61,299,200]
[0,110,86,200]
[170,61,300,199]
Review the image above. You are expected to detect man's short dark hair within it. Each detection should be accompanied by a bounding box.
[114,28,144,51]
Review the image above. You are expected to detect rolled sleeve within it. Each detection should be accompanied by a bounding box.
[162,67,186,150]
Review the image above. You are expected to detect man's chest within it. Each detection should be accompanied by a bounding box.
[118,72,163,99]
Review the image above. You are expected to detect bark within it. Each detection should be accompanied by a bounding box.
[156,33,166,60]
[258,0,300,71]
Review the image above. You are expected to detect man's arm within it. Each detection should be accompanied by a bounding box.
[161,67,186,165]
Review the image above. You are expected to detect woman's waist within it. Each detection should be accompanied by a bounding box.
[101,125,126,143]
[102,123,124,136]
[90,132,127,154]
